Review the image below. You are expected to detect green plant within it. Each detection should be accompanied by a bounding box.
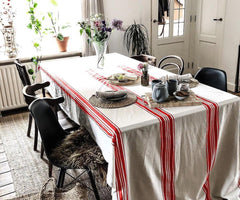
[45,11,70,41]
[123,21,149,55]
[26,0,44,81]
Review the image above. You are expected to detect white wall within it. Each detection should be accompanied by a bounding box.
[103,0,151,56]
[220,0,240,91]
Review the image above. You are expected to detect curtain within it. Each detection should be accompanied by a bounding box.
[158,0,169,24]
[81,0,104,56]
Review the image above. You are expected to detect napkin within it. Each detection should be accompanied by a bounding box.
[96,90,128,99]
[177,73,193,82]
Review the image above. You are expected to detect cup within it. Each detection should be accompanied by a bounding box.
[178,82,189,92]
[151,79,162,90]
[167,79,178,95]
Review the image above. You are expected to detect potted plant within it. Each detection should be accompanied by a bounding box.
[123,21,149,55]
[45,12,70,52]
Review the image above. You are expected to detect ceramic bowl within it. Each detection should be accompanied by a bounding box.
[173,91,189,100]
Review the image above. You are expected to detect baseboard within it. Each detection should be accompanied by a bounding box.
[227,82,236,92]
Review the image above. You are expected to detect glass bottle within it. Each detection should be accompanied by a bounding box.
[141,70,149,86]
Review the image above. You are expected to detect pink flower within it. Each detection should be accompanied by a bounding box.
[137,63,144,71]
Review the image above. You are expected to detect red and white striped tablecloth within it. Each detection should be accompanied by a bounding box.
[40,53,240,200]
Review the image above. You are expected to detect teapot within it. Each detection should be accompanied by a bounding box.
[152,82,169,103]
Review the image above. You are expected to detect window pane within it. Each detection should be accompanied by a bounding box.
[179,23,184,35]
[158,12,169,38]
[174,0,185,9]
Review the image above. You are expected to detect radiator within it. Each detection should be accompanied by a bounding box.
[0,62,36,111]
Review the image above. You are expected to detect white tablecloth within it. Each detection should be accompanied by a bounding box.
[40,53,240,200]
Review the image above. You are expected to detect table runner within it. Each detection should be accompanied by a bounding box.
[39,53,240,199]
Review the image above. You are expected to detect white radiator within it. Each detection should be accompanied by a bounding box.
[0,62,36,111]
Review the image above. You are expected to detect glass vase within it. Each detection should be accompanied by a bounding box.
[92,40,108,69]
[1,25,17,58]
[141,71,149,86]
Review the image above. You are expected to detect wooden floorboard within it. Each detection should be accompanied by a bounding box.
[0,184,15,196]
[0,162,10,174]
[0,153,7,163]
[0,139,16,199]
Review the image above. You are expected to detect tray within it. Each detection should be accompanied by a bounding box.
[145,91,203,108]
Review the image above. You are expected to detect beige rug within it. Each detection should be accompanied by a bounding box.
[0,112,111,199]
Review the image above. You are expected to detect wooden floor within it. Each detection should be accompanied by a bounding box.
[0,138,16,199]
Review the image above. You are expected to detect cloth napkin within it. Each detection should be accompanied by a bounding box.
[167,73,193,82]
[96,90,128,99]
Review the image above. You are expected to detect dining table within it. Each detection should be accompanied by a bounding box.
[40,53,240,200]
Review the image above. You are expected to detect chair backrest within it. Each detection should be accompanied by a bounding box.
[14,59,31,86]
[22,82,50,105]
[194,67,227,91]
[131,54,157,66]
[29,99,67,157]
[157,55,184,75]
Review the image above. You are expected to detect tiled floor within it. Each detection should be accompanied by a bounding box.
[0,139,16,199]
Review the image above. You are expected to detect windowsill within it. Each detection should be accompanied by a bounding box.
[0,51,82,66]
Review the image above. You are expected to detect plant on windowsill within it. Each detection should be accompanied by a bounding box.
[123,21,150,56]
[45,11,71,52]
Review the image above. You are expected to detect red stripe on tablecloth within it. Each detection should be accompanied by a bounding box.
[197,96,219,200]
[40,67,128,200]
[115,66,176,200]
[88,69,175,200]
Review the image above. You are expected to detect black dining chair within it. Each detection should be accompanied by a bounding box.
[194,67,227,91]
[23,83,79,156]
[14,59,52,140]
[157,55,184,75]
[14,59,31,86]
[29,99,107,200]
[131,54,157,66]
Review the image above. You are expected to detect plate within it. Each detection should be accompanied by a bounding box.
[107,73,140,86]
[103,94,128,101]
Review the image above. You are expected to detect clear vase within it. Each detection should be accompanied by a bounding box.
[1,25,17,58]
[92,40,108,69]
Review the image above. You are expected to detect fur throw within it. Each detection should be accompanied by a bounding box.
[49,127,107,184]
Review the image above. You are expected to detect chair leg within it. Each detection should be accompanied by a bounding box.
[57,168,66,188]
[33,122,38,151]
[48,161,53,177]
[40,142,44,159]
[87,169,100,200]
[27,113,33,137]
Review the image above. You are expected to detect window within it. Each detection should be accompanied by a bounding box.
[158,0,185,38]
[0,0,82,58]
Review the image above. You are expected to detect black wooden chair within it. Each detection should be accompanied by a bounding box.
[22,83,79,157]
[29,99,107,200]
[14,59,31,86]
[15,59,46,141]
[194,67,227,91]
[131,54,157,66]
[157,55,184,75]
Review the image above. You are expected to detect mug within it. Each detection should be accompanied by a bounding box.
[152,82,169,103]
[151,79,162,90]
[167,79,178,95]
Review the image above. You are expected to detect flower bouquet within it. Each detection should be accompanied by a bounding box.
[79,14,123,68]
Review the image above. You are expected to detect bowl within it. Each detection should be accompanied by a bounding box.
[173,91,189,100]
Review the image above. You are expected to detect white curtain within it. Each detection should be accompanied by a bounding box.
[81,0,104,56]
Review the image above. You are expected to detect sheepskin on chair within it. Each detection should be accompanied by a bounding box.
[49,126,107,184]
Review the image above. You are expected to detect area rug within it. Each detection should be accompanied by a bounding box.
[0,112,111,199]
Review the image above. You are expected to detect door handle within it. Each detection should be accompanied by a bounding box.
[152,19,158,23]
[213,18,223,22]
